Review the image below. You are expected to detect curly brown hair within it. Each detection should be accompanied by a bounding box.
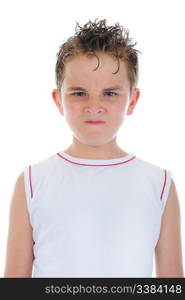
[55,18,141,94]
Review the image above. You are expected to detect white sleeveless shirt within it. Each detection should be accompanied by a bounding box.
[23,151,172,278]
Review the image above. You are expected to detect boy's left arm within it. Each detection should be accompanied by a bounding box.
[155,178,184,277]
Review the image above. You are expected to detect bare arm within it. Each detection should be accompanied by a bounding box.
[4,171,34,277]
[155,178,184,277]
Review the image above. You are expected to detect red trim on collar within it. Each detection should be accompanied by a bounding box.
[56,152,136,166]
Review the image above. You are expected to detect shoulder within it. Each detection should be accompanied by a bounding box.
[134,157,171,191]
[25,154,59,177]
[134,156,168,177]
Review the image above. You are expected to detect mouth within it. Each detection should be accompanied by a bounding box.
[84,121,106,125]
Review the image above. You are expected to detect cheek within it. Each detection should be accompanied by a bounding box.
[65,106,84,126]
[111,103,126,120]
[63,101,80,117]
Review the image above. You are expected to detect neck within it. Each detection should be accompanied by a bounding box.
[63,137,129,159]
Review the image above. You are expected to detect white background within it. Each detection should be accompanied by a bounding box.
[0,0,184,277]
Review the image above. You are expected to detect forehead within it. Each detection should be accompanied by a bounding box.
[63,52,129,86]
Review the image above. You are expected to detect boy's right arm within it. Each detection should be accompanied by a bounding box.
[4,171,34,277]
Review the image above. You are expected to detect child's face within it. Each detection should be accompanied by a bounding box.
[52,52,140,147]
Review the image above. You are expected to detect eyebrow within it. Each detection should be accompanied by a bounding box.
[66,86,124,92]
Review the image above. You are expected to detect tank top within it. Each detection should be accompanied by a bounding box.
[23,151,172,278]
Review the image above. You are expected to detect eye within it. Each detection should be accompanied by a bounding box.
[105,91,117,97]
[72,92,86,97]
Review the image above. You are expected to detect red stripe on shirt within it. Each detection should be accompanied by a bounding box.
[160,169,167,200]
[29,165,33,199]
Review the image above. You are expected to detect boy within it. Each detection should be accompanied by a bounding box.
[4,18,184,277]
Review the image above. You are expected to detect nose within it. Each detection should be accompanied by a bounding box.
[84,97,105,114]
[85,106,104,114]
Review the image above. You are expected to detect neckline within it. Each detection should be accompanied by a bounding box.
[56,151,136,166]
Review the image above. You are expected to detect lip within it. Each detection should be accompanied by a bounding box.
[84,121,105,124]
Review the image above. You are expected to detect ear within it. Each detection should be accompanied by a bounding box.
[51,89,64,115]
[127,88,140,115]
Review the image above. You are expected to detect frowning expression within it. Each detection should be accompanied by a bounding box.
[52,51,140,146]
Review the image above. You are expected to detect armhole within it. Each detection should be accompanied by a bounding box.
[160,169,172,216]
[23,165,33,211]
